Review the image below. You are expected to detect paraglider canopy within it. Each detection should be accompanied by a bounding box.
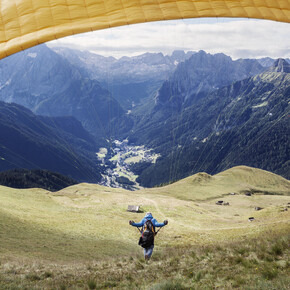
[0,0,289,59]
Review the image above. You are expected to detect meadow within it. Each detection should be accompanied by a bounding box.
[0,166,289,289]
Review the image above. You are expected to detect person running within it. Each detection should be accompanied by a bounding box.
[129,212,168,260]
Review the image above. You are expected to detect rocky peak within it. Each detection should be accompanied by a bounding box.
[154,51,264,109]
[268,58,290,73]
[171,50,186,61]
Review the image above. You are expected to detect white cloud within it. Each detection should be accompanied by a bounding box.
[47,18,290,59]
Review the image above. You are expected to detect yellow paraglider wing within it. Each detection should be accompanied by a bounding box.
[0,0,289,59]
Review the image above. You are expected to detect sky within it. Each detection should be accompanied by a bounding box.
[48,18,290,60]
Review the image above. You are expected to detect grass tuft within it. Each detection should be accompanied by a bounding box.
[87,280,97,289]
[261,264,278,280]
[135,261,144,270]
[234,255,243,264]
[194,270,204,282]
[169,257,180,268]
[235,246,249,256]
[150,279,186,290]
[25,273,41,281]
[101,280,118,288]
[232,275,246,287]
[271,243,283,256]
[43,271,53,278]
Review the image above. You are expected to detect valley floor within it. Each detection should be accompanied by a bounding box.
[0,166,289,289]
[97,140,160,189]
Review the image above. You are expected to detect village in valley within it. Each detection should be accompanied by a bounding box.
[96,139,160,190]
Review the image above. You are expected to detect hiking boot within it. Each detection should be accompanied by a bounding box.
[145,254,150,261]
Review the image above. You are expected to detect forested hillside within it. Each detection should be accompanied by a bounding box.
[131,60,290,186]
[0,169,77,191]
[0,101,102,182]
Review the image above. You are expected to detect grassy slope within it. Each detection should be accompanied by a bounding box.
[0,166,289,289]
[145,166,290,201]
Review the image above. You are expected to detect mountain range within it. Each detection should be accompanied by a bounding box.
[133,60,290,186]
[126,51,266,147]
[0,45,123,139]
[53,48,194,110]
[0,44,289,187]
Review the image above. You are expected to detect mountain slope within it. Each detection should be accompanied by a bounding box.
[154,50,264,111]
[0,45,124,139]
[150,166,290,201]
[127,51,266,146]
[133,62,290,186]
[0,165,289,289]
[0,101,102,182]
[0,164,288,261]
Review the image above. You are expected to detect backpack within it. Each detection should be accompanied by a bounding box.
[138,219,155,248]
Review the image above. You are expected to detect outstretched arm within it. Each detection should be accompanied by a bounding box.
[153,219,168,227]
[131,218,145,227]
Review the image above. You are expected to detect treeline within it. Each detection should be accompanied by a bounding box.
[0,169,77,192]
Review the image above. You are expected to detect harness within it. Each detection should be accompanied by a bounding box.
[136,219,162,236]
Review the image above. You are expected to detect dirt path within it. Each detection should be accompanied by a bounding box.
[142,197,166,219]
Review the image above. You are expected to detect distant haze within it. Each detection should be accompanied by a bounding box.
[48,18,290,59]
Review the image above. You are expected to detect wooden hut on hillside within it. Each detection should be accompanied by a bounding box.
[127,205,141,213]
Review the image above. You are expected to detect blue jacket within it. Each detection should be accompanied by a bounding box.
[132,213,165,228]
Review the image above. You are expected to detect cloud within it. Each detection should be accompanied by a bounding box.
[47,18,290,59]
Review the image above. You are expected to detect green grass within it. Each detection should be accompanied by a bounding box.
[0,165,289,288]
[145,166,290,201]
[0,232,289,289]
